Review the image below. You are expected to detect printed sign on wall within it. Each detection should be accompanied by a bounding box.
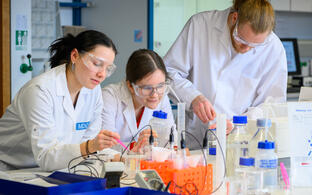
[15,14,28,51]
[134,30,143,43]
[15,30,28,51]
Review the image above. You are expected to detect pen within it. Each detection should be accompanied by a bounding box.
[114,138,130,151]
[280,162,290,189]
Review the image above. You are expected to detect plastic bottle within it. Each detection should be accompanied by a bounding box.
[149,110,171,148]
[208,128,217,156]
[143,129,154,161]
[255,140,278,189]
[200,128,216,166]
[234,142,259,193]
[226,115,250,177]
[249,118,274,158]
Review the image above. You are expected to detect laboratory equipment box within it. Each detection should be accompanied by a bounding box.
[0,171,106,195]
[72,186,171,195]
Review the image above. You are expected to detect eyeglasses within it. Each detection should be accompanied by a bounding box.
[132,82,169,97]
[81,52,116,77]
[233,21,272,48]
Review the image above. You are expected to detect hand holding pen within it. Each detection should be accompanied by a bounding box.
[87,130,120,154]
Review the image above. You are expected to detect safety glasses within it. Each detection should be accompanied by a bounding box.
[233,21,272,48]
[132,82,169,97]
[81,52,116,77]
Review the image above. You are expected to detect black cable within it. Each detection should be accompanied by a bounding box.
[163,140,169,148]
[120,181,137,186]
[182,130,206,195]
[169,180,198,195]
[149,128,154,145]
[82,163,99,177]
[162,126,174,148]
[120,124,153,160]
[207,128,227,194]
[164,181,171,192]
[120,172,128,179]
[182,129,227,194]
[67,153,109,178]
[182,130,207,166]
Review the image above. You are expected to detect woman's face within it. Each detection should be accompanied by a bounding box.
[72,45,116,89]
[130,69,167,110]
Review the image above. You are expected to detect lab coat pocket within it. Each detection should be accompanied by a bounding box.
[235,75,260,114]
[72,129,86,143]
[72,121,90,143]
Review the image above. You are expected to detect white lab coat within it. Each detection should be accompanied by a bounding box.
[164,8,287,149]
[0,65,103,171]
[101,81,175,149]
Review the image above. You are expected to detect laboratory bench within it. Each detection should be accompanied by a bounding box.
[2,157,312,195]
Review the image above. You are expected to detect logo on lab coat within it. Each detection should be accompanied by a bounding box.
[76,121,90,130]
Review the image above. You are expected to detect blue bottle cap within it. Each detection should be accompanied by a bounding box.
[239,157,255,166]
[257,118,272,128]
[258,140,275,149]
[152,110,167,119]
[233,116,247,124]
[209,147,216,155]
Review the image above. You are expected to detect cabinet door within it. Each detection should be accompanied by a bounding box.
[291,0,312,12]
[271,0,291,11]
[154,0,196,57]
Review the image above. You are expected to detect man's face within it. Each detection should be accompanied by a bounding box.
[230,21,270,54]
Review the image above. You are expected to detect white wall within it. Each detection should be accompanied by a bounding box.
[154,0,232,57]
[81,0,148,87]
[11,0,32,100]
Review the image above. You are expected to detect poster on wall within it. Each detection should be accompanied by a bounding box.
[15,14,28,51]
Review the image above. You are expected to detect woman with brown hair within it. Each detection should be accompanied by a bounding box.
[101,49,175,152]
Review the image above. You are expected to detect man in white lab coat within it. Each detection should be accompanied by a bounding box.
[164,0,287,149]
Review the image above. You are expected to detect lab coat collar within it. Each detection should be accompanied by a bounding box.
[215,8,231,32]
[120,81,138,137]
[119,80,160,138]
[55,64,91,121]
[55,64,91,97]
[56,64,68,97]
[215,8,232,53]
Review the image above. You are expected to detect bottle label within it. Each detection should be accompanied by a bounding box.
[259,159,277,169]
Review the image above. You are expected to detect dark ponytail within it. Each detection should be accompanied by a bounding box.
[49,30,117,68]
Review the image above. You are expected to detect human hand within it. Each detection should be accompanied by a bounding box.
[131,129,158,152]
[89,130,120,153]
[209,120,233,135]
[191,95,216,123]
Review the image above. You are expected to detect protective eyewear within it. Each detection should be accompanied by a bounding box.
[81,52,116,77]
[233,21,271,48]
[132,82,169,97]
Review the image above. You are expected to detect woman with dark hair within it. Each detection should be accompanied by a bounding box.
[0,30,120,171]
[101,49,175,152]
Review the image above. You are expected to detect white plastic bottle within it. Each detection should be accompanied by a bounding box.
[208,128,217,157]
[255,140,278,190]
[149,110,171,148]
[249,118,274,158]
[235,142,259,193]
[226,115,250,177]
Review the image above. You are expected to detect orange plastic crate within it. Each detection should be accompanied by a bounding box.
[140,160,213,194]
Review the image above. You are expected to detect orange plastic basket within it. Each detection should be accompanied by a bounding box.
[140,160,213,194]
